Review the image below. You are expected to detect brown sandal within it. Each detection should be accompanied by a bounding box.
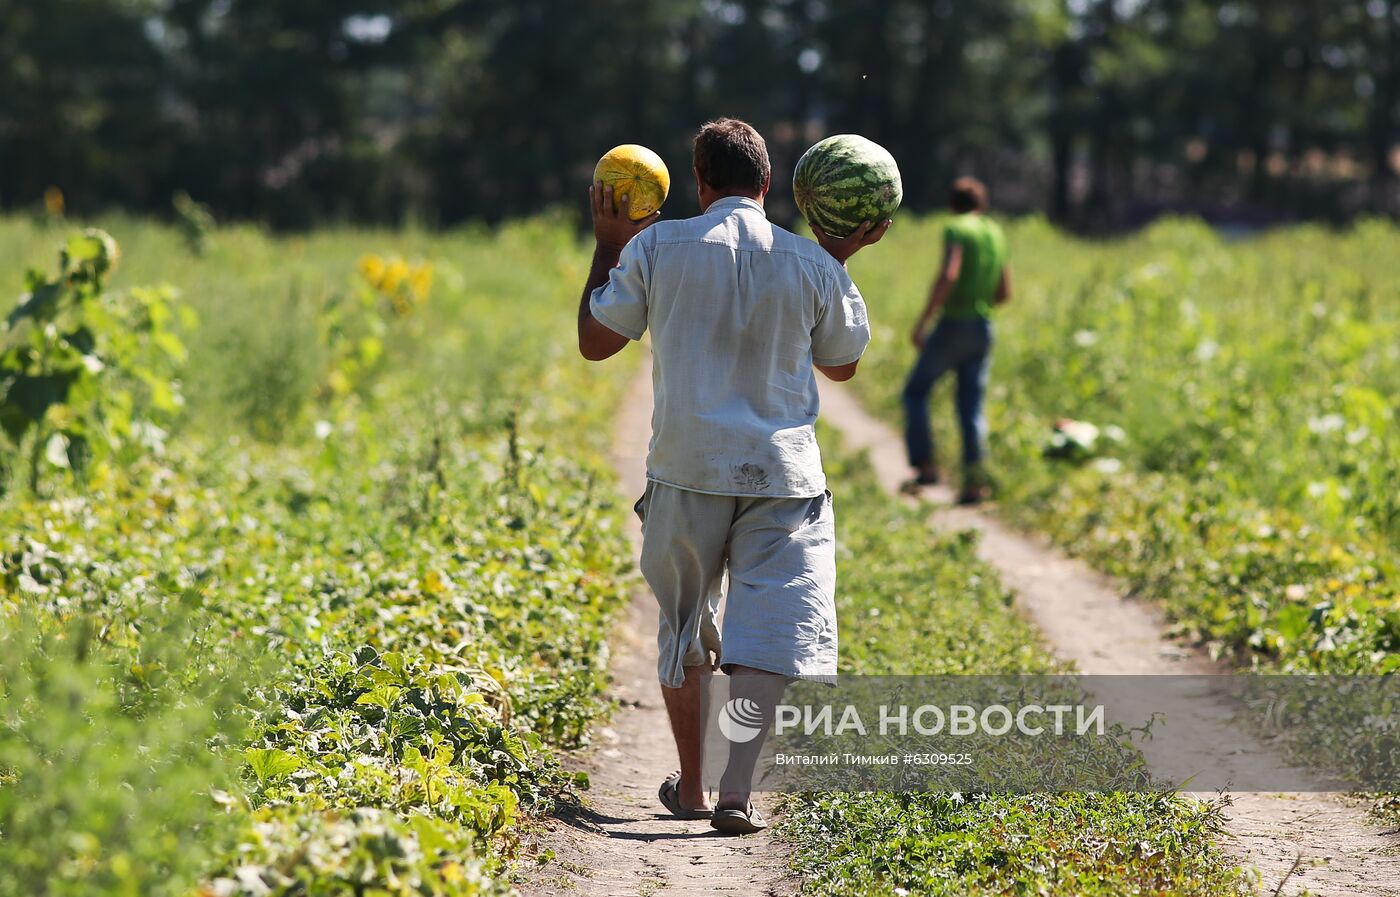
[710,802,767,835]
[657,771,711,820]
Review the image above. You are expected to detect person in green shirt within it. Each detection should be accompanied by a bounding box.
[901,177,1012,504]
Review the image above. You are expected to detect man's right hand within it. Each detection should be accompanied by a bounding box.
[591,182,660,253]
[811,219,892,266]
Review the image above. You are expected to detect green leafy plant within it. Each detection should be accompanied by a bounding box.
[0,609,248,897]
[0,229,192,493]
[204,808,512,897]
[172,191,216,256]
[314,253,432,403]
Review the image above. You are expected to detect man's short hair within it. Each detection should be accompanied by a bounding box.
[950,177,988,213]
[693,119,771,193]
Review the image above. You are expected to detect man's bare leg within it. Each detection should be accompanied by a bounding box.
[716,664,788,811]
[660,662,713,812]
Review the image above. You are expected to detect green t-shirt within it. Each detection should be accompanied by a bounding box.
[942,214,1007,320]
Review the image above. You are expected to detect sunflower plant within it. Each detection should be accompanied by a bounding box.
[317,254,434,402]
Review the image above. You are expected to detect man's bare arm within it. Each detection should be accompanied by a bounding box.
[578,244,629,361]
[815,360,859,382]
[577,183,659,362]
[910,243,962,349]
[995,265,1013,305]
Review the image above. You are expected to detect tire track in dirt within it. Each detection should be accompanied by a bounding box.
[517,353,796,897]
[815,377,1400,897]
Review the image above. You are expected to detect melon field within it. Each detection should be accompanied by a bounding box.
[0,215,635,896]
[1,211,1395,895]
[847,216,1400,677]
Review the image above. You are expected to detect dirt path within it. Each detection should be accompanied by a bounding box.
[815,378,1400,897]
[517,354,796,897]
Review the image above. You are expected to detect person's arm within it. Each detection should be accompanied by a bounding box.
[806,220,888,382]
[910,242,963,349]
[811,259,871,382]
[578,246,629,361]
[810,219,893,266]
[577,183,659,361]
[815,359,859,381]
[995,265,1013,305]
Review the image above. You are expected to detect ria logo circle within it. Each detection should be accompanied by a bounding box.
[718,697,766,743]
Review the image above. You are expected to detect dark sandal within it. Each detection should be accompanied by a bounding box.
[710,803,768,835]
[957,484,993,505]
[899,471,941,495]
[658,771,711,820]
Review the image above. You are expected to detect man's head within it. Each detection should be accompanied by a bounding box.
[693,118,771,210]
[950,177,988,214]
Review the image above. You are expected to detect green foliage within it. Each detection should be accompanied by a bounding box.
[6,1,1399,226]
[0,215,633,896]
[206,808,512,897]
[786,790,1243,897]
[0,229,190,493]
[847,213,1400,673]
[0,611,247,897]
[316,254,434,402]
[242,645,527,835]
[782,435,1245,895]
[172,192,216,257]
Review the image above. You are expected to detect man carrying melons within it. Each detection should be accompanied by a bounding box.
[576,119,889,834]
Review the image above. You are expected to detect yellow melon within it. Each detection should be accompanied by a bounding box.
[593,144,670,220]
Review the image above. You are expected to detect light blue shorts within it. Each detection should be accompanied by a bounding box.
[635,480,838,688]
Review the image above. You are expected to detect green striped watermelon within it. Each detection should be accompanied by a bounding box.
[792,135,903,238]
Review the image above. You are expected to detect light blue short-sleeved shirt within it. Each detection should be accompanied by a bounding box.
[590,196,870,498]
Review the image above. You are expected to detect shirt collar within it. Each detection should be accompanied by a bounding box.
[706,195,766,216]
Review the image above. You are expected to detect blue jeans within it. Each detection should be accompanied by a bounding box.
[902,317,993,469]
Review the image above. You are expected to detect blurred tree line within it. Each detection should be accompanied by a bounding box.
[2,0,1399,229]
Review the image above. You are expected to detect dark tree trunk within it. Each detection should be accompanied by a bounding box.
[1050,132,1073,222]
[1083,2,1120,230]
[905,6,946,209]
[1245,9,1276,203]
[1371,1,1400,213]
[1047,40,1083,224]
